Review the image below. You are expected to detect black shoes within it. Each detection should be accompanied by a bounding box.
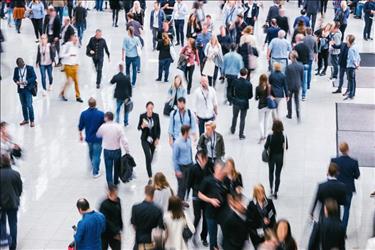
[155,78,161,81]
[286,115,292,119]
[319,71,326,76]
[76,97,83,103]
[60,95,68,101]
[239,135,246,140]
[332,89,341,94]
[96,84,100,89]
[201,239,209,247]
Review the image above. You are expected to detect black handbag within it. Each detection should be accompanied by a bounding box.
[177,55,187,71]
[182,224,193,242]
[262,135,272,163]
[163,102,174,116]
[125,99,134,112]
[31,81,38,96]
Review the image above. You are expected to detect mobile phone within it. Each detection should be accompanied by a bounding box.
[72,225,77,231]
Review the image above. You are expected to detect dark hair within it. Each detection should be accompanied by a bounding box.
[0,121,7,129]
[108,183,118,194]
[275,219,298,250]
[181,125,190,135]
[88,97,96,108]
[334,21,341,29]
[127,12,134,19]
[76,198,90,211]
[196,149,208,159]
[300,9,306,15]
[240,68,248,76]
[0,154,11,168]
[146,101,154,107]
[145,185,155,197]
[168,196,185,219]
[177,97,186,104]
[272,120,284,133]
[105,112,114,121]
[328,162,338,177]
[230,43,237,51]
[325,198,338,217]
[16,57,24,66]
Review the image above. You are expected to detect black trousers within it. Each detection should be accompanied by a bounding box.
[174,19,185,45]
[231,105,247,137]
[245,17,256,27]
[102,235,121,250]
[317,49,329,72]
[208,66,219,88]
[363,16,373,39]
[93,57,104,85]
[198,116,214,136]
[141,140,155,178]
[287,89,300,119]
[268,154,283,193]
[226,74,237,103]
[184,65,195,93]
[320,0,328,15]
[112,9,119,25]
[193,199,208,241]
[177,164,192,200]
[307,12,317,31]
[31,18,43,39]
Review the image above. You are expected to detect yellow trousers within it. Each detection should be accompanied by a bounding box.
[61,65,80,98]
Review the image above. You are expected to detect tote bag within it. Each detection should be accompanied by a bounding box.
[202,58,215,77]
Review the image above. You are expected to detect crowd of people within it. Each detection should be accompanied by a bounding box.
[1,0,375,249]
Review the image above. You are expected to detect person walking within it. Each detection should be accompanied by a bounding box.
[255,74,272,143]
[267,30,291,73]
[96,112,130,185]
[13,0,26,34]
[304,0,320,31]
[173,125,194,204]
[363,0,375,40]
[275,219,298,250]
[197,121,225,167]
[36,34,55,96]
[223,43,244,105]
[150,1,166,50]
[269,63,288,119]
[121,27,142,87]
[167,75,187,110]
[74,198,106,249]
[193,76,218,136]
[331,142,360,234]
[230,68,253,140]
[13,58,36,127]
[335,1,350,40]
[238,26,259,80]
[180,38,200,94]
[156,33,173,83]
[153,172,174,212]
[129,1,145,26]
[344,34,361,100]
[168,97,197,145]
[203,36,223,87]
[43,6,61,63]
[173,0,188,46]
[315,23,332,76]
[60,34,83,102]
[196,24,212,72]
[99,184,123,250]
[244,0,260,27]
[109,0,120,27]
[186,13,202,40]
[110,63,132,127]
[302,27,317,91]
[28,0,45,42]
[86,29,110,89]
[264,120,288,199]
[78,97,105,178]
[0,154,23,250]
[294,34,310,101]
[285,51,303,121]
[131,185,164,250]
[73,1,87,45]
[137,101,161,182]
[164,196,195,250]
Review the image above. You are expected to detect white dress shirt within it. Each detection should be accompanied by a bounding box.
[193,86,218,119]
[60,41,80,65]
[96,121,130,152]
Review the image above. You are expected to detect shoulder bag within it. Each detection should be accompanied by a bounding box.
[182,217,193,242]
[125,98,134,112]
[262,135,272,163]
[266,85,277,109]
[31,80,38,96]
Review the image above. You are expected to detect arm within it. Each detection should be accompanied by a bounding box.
[137,114,143,131]
[353,160,360,179]
[310,186,319,216]
[155,115,161,139]
[120,132,130,154]
[104,40,110,58]
[74,221,85,244]
[26,67,37,89]
[110,74,117,84]
[96,125,103,138]
[78,113,85,141]
[264,135,270,150]
[15,173,23,196]
[173,142,181,172]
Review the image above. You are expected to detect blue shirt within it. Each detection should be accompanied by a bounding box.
[122,35,142,58]
[168,109,197,140]
[29,2,45,19]
[269,38,292,59]
[173,136,193,171]
[346,46,361,69]
[74,211,106,250]
[196,32,212,49]
[223,52,244,76]
[78,108,105,143]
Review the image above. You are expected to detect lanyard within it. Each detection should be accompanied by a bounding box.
[210,132,216,158]
[179,111,185,125]
[19,67,26,80]
[201,89,208,108]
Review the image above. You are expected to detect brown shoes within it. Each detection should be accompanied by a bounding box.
[20,120,29,126]
[30,122,35,127]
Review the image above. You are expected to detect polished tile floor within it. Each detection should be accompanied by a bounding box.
[1,1,375,249]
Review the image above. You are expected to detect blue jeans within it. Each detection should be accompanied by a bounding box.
[76,22,85,44]
[125,56,139,86]
[40,64,53,90]
[342,192,353,232]
[115,99,129,126]
[302,64,309,98]
[206,218,218,249]
[307,60,312,89]
[18,90,34,122]
[7,7,13,25]
[330,54,339,79]
[174,19,185,45]
[347,68,356,98]
[158,58,172,81]
[88,142,102,175]
[103,149,121,185]
[95,0,103,11]
[338,66,347,90]
[0,209,18,250]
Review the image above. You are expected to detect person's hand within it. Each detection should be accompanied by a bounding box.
[13,144,21,150]
[90,50,95,55]
[79,134,83,142]
[263,217,270,225]
[254,16,257,21]
[175,171,182,178]
[286,96,289,102]
[113,234,121,241]
[168,137,174,146]
[210,198,221,207]
[154,139,159,146]
[108,57,111,63]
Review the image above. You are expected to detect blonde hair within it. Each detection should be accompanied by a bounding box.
[226,158,239,179]
[253,184,266,202]
[172,75,184,89]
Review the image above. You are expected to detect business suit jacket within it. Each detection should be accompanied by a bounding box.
[304,0,321,14]
[331,155,360,193]
[13,65,36,93]
[43,14,61,38]
[232,77,253,110]
[137,112,161,142]
[150,9,166,31]
[244,2,259,22]
[269,71,288,98]
[285,62,304,91]
[110,72,132,101]
[222,209,249,250]
[197,131,225,159]
[308,217,346,250]
[310,179,346,219]
[266,5,279,23]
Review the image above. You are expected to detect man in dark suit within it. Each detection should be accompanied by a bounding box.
[331,142,360,233]
[285,51,303,122]
[244,0,260,27]
[131,185,163,250]
[43,6,61,64]
[13,58,37,127]
[266,0,280,24]
[308,199,346,250]
[230,68,253,140]
[304,0,321,31]
[310,163,347,220]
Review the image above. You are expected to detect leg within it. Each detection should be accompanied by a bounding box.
[104,150,114,184]
[88,142,94,167]
[307,60,312,89]
[193,199,202,232]
[7,209,18,250]
[46,64,53,86]
[201,205,208,241]
[131,57,138,86]
[352,70,356,97]
[40,65,47,90]
[92,143,102,175]
[113,150,121,185]
[71,66,81,98]
[198,118,206,136]
[268,160,275,192]
[206,218,218,249]
[125,57,131,76]
[258,108,266,138]
[337,67,346,91]
[331,54,339,79]
[157,59,164,80]
[274,156,283,193]
[180,20,185,45]
[115,9,119,25]
[212,66,219,88]
[302,64,309,97]
[294,90,300,119]
[264,109,271,136]
[123,103,129,126]
[174,20,180,44]
[37,18,43,38]
[25,92,34,122]
[31,19,39,39]
[96,58,104,85]
[342,192,353,232]
[231,105,240,134]
[102,235,110,250]
[108,237,121,250]
[239,109,247,137]
[164,58,172,81]
[115,99,124,123]
[176,174,185,200]
[287,92,293,117]
[141,140,153,178]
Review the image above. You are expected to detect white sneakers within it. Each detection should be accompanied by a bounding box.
[93,172,102,179]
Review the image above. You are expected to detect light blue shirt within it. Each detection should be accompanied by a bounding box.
[223,6,242,25]
[196,32,212,49]
[168,109,196,140]
[173,2,188,20]
[122,35,141,58]
[173,136,193,171]
[269,38,292,59]
[223,52,244,76]
[347,46,361,69]
[30,2,45,19]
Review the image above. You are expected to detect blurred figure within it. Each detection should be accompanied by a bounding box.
[225,158,243,195]
[13,0,26,34]
[269,63,288,120]
[258,229,280,250]
[74,198,106,249]
[36,34,55,95]
[0,122,22,163]
[285,51,303,119]
[180,38,200,94]
[173,0,188,46]
[156,33,174,83]
[275,219,297,250]
[255,74,272,143]
[153,172,174,213]
[331,142,360,233]
[0,154,23,250]
[99,184,123,250]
